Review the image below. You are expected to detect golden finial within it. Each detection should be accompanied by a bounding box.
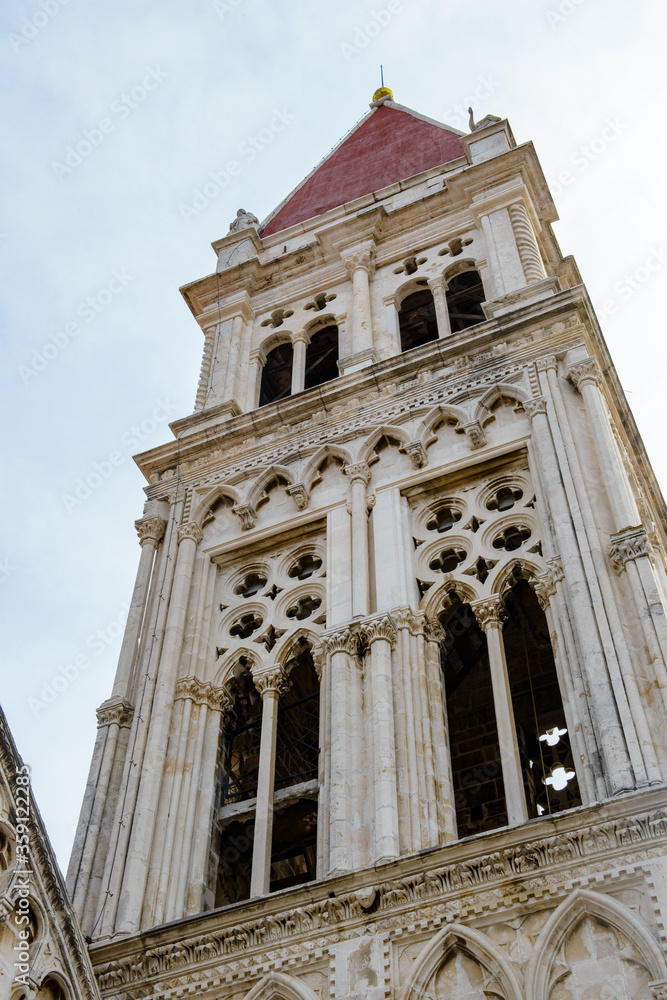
[372,86,394,102]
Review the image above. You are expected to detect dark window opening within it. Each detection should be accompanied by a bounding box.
[215,816,254,907]
[446,270,486,332]
[503,580,581,817]
[259,342,293,406]
[269,798,318,892]
[305,325,339,389]
[399,289,439,352]
[220,669,262,805]
[275,647,319,792]
[439,596,508,838]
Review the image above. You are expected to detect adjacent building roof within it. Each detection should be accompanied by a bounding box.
[260,101,466,237]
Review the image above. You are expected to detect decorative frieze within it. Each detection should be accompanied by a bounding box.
[609,525,650,574]
[135,515,167,547]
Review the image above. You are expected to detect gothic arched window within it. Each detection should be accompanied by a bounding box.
[446,270,486,331]
[399,288,439,352]
[305,325,339,389]
[259,342,293,406]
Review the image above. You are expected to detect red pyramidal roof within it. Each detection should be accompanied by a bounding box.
[261,102,465,237]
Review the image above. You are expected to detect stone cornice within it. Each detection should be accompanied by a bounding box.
[90,787,667,996]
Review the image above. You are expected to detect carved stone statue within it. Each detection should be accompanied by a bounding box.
[228,208,259,233]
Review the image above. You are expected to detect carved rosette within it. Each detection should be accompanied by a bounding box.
[523,396,548,421]
[609,526,650,574]
[392,607,426,637]
[96,698,134,729]
[568,356,602,390]
[344,462,371,487]
[463,421,486,450]
[232,502,257,531]
[470,595,507,631]
[174,675,230,713]
[320,627,359,657]
[359,613,397,649]
[177,522,203,546]
[135,515,167,548]
[252,665,291,699]
[286,483,309,511]
[402,441,427,469]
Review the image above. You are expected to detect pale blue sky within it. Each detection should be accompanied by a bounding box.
[2,0,666,868]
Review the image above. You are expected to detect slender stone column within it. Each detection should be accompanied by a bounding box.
[424,618,457,843]
[568,357,638,528]
[344,462,372,618]
[114,520,203,934]
[524,395,636,793]
[471,596,528,826]
[291,330,309,394]
[112,516,166,702]
[384,296,401,354]
[194,325,217,412]
[249,664,290,897]
[361,614,400,862]
[341,242,375,355]
[245,348,266,410]
[321,627,361,874]
[508,201,546,284]
[222,314,246,403]
[427,276,452,338]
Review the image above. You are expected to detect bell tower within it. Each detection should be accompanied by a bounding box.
[68,91,667,1000]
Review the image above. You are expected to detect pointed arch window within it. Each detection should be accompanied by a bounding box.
[259,342,293,406]
[304,325,339,389]
[399,288,439,352]
[446,270,486,331]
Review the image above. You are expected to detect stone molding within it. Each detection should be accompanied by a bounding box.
[92,800,667,996]
[232,501,257,531]
[134,515,166,547]
[252,664,291,698]
[609,525,650,574]
[96,698,134,729]
[173,675,231,714]
[568,356,602,390]
[470,595,507,630]
[176,521,203,546]
[523,395,548,420]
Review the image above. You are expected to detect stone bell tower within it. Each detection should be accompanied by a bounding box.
[68,90,667,1000]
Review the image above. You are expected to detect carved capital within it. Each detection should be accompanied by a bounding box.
[252,665,291,698]
[424,618,447,646]
[135,515,166,547]
[96,698,134,729]
[471,596,507,631]
[463,421,486,450]
[535,355,558,373]
[609,526,650,574]
[568,356,602,390]
[532,557,564,610]
[401,441,428,469]
[232,502,257,531]
[344,462,371,486]
[650,982,667,999]
[177,521,203,546]
[291,329,311,347]
[392,607,426,636]
[523,396,548,421]
[341,242,375,277]
[286,483,309,511]
[174,675,230,713]
[359,613,397,649]
[320,627,359,657]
